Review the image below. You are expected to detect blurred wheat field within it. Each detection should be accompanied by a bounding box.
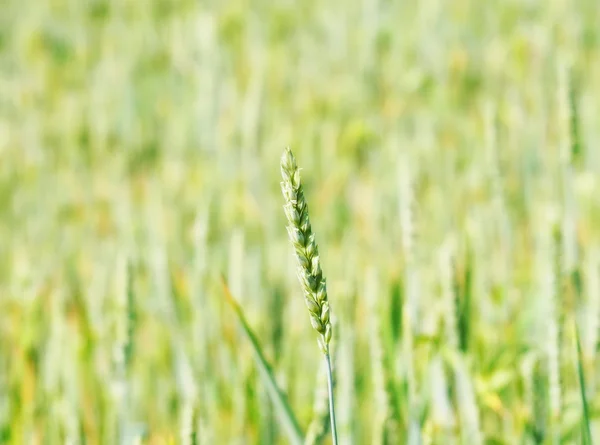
[1,0,600,443]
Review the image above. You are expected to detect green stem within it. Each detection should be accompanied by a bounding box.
[325,353,338,445]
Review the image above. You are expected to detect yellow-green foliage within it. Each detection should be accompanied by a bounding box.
[1,0,599,443]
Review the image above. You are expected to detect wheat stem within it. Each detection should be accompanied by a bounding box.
[326,353,339,445]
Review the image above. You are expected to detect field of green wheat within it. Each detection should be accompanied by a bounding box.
[1,0,600,443]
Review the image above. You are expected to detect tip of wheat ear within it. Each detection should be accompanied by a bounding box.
[280,147,332,355]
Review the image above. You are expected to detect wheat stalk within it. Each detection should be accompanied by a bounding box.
[304,355,333,445]
[280,147,338,445]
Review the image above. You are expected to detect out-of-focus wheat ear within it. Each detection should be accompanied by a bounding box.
[61,316,82,443]
[365,267,401,445]
[406,417,423,445]
[558,61,581,326]
[398,155,415,266]
[366,266,386,445]
[557,59,582,168]
[178,366,200,445]
[558,148,580,308]
[112,251,137,443]
[190,208,213,438]
[454,237,473,354]
[557,58,572,166]
[532,354,549,444]
[65,257,99,440]
[530,205,555,443]
[114,253,136,374]
[180,398,200,445]
[174,341,198,445]
[574,321,593,444]
[568,71,582,167]
[439,239,458,351]
[401,292,417,433]
[389,274,404,349]
[450,354,482,445]
[428,355,456,442]
[398,156,418,424]
[483,100,509,248]
[541,212,562,444]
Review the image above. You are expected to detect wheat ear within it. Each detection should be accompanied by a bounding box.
[280,147,338,445]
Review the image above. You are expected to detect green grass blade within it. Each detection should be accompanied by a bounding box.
[220,276,305,445]
[575,321,593,445]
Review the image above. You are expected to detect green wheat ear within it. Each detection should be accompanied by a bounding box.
[280,147,332,354]
[280,147,338,445]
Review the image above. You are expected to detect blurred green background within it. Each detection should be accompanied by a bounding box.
[1,0,599,443]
